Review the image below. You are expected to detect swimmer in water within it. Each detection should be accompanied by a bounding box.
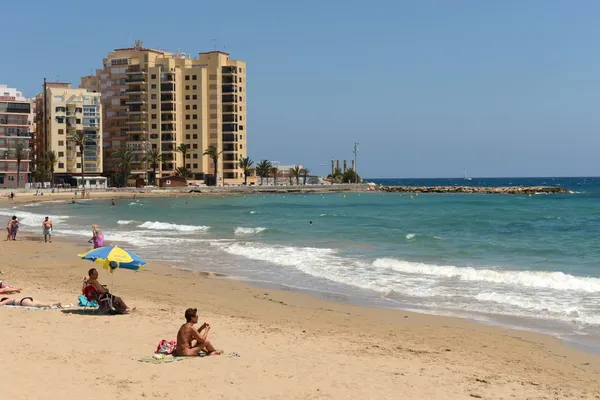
[111,199,115,206]
[309,221,313,226]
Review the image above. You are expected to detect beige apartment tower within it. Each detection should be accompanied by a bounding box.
[80,40,247,185]
[34,83,103,182]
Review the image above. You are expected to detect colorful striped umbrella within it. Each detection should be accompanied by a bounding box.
[78,245,147,273]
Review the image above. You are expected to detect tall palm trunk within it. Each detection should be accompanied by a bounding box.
[16,161,21,189]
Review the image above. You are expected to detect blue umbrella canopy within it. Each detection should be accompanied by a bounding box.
[78,245,147,273]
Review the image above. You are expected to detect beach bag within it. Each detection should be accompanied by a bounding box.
[155,339,176,355]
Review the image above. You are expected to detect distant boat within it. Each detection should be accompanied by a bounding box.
[464,169,472,181]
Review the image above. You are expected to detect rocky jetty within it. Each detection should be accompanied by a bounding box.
[376,185,569,195]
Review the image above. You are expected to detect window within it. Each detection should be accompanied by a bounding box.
[185,124,190,129]
[240,87,243,92]
[76,163,81,168]
[186,163,191,168]
[239,125,244,130]
[152,114,157,119]
[58,140,64,146]
[193,153,198,159]
[192,95,197,100]
[58,129,64,135]
[151,94,157,99]
[151,74,156,79]
[185,95,190,100]
[209,84,217,90]
[58,162,64,168]
[152,124,157,129]
[240,116,243,121]
[185,75,190,81]
[209,74,217,80]
[152,144,157,149]
[56,117,65,123]
[151,104,157,109]
[192,105,197,110]
[185,105,190,110]
[239,96,242,101]
[192,134,198,139]
[185,134,190,140]
[58,152,64,157]
[240,106,243,111]
[192,115,197,120]
[240,68,243,73]
[193,163,198,168]
[185,154,190,159]
[151,84,157,89]
[185,85,190,90]
[240,78,243,83]
[240,144,243,149]
[192,85,197,90]
[192,124,197,129]
[185,115,190,120]
[240,135,243,140]
[192,75,197,80]
[193,144,198,149]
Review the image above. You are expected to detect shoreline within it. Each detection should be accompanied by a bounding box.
[1,233,600,398]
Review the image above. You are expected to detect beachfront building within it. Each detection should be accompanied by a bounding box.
[34,82,103,185]
[0,85,33,188]
[80,40,247,186]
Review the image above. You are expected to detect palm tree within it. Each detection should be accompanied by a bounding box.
[238,156,254,185]
[32,164,49,184]
[10,141,27,188]
[111,147,134,187]
[143,148,163,185]
[45,150,59,187]
[176,143,190,167]
[289,165,302,185]
[68,130,86,192]
[256,160,272,185]
[203,146,222,186]
[176,166,192,178]
[270,166,279,186]
[300,168,311,185]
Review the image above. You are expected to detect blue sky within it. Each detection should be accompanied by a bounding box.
[2,0,599,178]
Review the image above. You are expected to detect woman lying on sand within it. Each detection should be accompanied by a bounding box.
[0,296,61,308]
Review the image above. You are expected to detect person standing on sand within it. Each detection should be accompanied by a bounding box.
[175,308,223,356]
[5,217,13,241]
[89,224,104,248]
[42,216,53,243]
[9,216,18,240]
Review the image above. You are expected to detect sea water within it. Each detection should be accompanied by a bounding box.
[4,177,600,350]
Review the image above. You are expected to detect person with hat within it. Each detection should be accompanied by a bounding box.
[175,308,223,356]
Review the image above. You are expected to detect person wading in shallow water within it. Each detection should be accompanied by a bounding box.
[42,216,53,243]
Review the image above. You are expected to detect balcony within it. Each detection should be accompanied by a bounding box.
[222,134,237,142]
[126,86,147,94]
[222,123,238,133]
[126,141,147,153]
[126,66,146,75]
[161,134,175,141]
[222,95,237,103]
[160,83,175,92]
[222,66,237,74]
[160,94,175,102]
[222,76,237,84]
[161,73,175,82]
[126,76,146,83]
[222,85,238,94]
[222,114,238,123]
[128,106,147,115]
[126,96,146,104]
[223,144,237,152]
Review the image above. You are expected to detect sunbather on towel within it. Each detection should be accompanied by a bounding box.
[86,268,130,313]
[175,308,223,356]
[0,280,21,295]
[0,296,61,308]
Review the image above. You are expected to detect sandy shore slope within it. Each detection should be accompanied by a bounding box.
[1,235,599,400]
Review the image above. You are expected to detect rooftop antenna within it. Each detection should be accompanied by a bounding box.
[213,39,216,51]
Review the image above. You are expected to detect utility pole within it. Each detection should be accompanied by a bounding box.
[353,142,359,184]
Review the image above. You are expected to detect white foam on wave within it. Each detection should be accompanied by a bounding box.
[405,233,416,240]
[372,258,600,293]
[234,227,266,235]
[117,220,135,225]
[0,209,70,227]
[138,221,209,232]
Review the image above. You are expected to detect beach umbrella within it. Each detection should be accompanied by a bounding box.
[78,245,147,273]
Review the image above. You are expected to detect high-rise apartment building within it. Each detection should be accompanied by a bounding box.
[0,84,32,188]
[80,40,247,185]
[34,82,103,182]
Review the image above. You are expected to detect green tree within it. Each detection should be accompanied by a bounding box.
[289,165,301,185]
[176,143,190,167]
[176,166,192,178]
[203,146,222,186]
[256,159,272,185]
[342,169,360,183]
[300,168,310,185]
[68,130,86,193]
[45,150,59,187]
[32,164,49,183]
[111,147,134,187]
[10,140,28,188]
[270,166,279,186]
[238,156,254,185]
[143,148,163,185]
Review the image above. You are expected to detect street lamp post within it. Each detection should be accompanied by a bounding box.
[353,142,359,184]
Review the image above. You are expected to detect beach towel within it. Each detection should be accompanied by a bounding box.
[77,295,98,308]
[137,355,185,364]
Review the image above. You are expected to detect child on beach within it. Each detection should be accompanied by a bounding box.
[89,224,104,248]
[6,216,18,241]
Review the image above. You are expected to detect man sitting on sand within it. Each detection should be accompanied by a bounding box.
[175,308,223,356]
[86,268,130,314]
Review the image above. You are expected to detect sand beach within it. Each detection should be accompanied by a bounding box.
[1,223,600,400]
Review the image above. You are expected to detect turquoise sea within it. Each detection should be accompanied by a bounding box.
[5,177,600,350]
